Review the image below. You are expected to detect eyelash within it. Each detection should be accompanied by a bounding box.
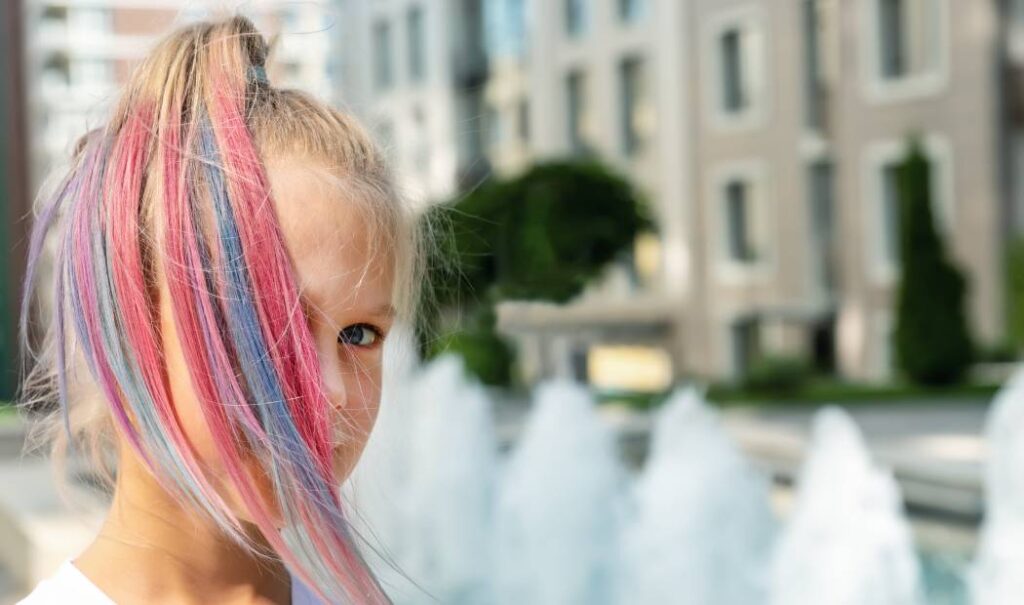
[337,323,385,350]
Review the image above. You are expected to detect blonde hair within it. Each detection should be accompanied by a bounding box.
[19,15,422,602]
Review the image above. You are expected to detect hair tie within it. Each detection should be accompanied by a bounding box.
[247,64,268,86]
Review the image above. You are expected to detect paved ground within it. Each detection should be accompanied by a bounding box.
[720,400,988,515]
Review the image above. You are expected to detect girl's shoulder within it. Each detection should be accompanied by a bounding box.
[17,560,114,605]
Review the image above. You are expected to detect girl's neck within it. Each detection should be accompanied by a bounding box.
[74,449,291,605]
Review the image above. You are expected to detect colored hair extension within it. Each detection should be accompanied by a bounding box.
[17,16,419,604]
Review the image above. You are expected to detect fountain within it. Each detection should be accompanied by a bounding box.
[493,380,627,605]
[347,349,986,605]
[970,367,1024,605]
[346,345,498,604]
[619,388,776,605]
[771,407,924,605]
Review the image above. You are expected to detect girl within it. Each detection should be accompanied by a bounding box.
[16,15,421,605]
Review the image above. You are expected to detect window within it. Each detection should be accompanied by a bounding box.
[802,0,826,130]
[412,107,429,174]
[618,0,645,22]
[866,0,947,101]
[725,180,756,263]
[463,93,486,162]
[517,98,530,143]
[879,0,906,78]
[565,0,588,38]
[484,103,502,147]
[566,70,591,156]
[730,317,761,379]
[705,8,767,129]
[807,161,836,291]
[881,162,902,267]
[711,161,771,280]
[42,6,67,22]
[720,29,746,113]
[407,6,426,82]
[373,21,393,91]
[42,53,70,87]
[619,56,649,156]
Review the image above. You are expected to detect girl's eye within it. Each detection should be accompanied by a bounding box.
[337,324,382,348]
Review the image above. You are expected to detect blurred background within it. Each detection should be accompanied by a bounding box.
[1,1,1023,603]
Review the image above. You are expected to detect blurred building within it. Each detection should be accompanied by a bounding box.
[340,0,1022,389]
[22,0,343,187]
[334,0,491,208]
[670,0,1007,384]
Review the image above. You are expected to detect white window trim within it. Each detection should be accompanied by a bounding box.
[860,0,951,105]
[700,4,770,133]
[707,159,776,284]
[861,134,955,286]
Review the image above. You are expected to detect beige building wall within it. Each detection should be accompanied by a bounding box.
[681,0,1006,383]
[683,0,821,380]
[831,0,1003,381]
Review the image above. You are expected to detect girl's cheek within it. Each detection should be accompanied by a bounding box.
[331,353,384,478]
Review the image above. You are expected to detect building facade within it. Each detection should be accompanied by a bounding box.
[23,0,343,187]
[510,0,1017,387]
[338,0,1018,388]
[335,0,494,209]
[679,0,1005,383]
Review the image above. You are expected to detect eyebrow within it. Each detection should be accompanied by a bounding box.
[371,303,398,320]
[299,289,396,323]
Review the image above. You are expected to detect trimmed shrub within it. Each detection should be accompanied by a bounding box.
[892,138,973,385]
[742,356,813,397]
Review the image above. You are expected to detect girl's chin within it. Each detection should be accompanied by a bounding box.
[331,440,371,483]
[331,453,356,484]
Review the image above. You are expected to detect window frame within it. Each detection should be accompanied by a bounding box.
[566,68,592,156]
[861,0,950,104]
[618,55,648,157]
[707,160,775,283]
[701,5,770,133]
[565,0,589,38]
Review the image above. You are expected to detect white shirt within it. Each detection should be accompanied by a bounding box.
[17,560,323,604]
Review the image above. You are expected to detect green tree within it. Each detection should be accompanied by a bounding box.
[892,138,973,385]
[1006,237,1024,353]
[424,160,652,385]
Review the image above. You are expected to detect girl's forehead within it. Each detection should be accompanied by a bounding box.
[266,159,394,314]
[267,159,357,241]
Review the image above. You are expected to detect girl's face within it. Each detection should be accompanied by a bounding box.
[159,158,395,521]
